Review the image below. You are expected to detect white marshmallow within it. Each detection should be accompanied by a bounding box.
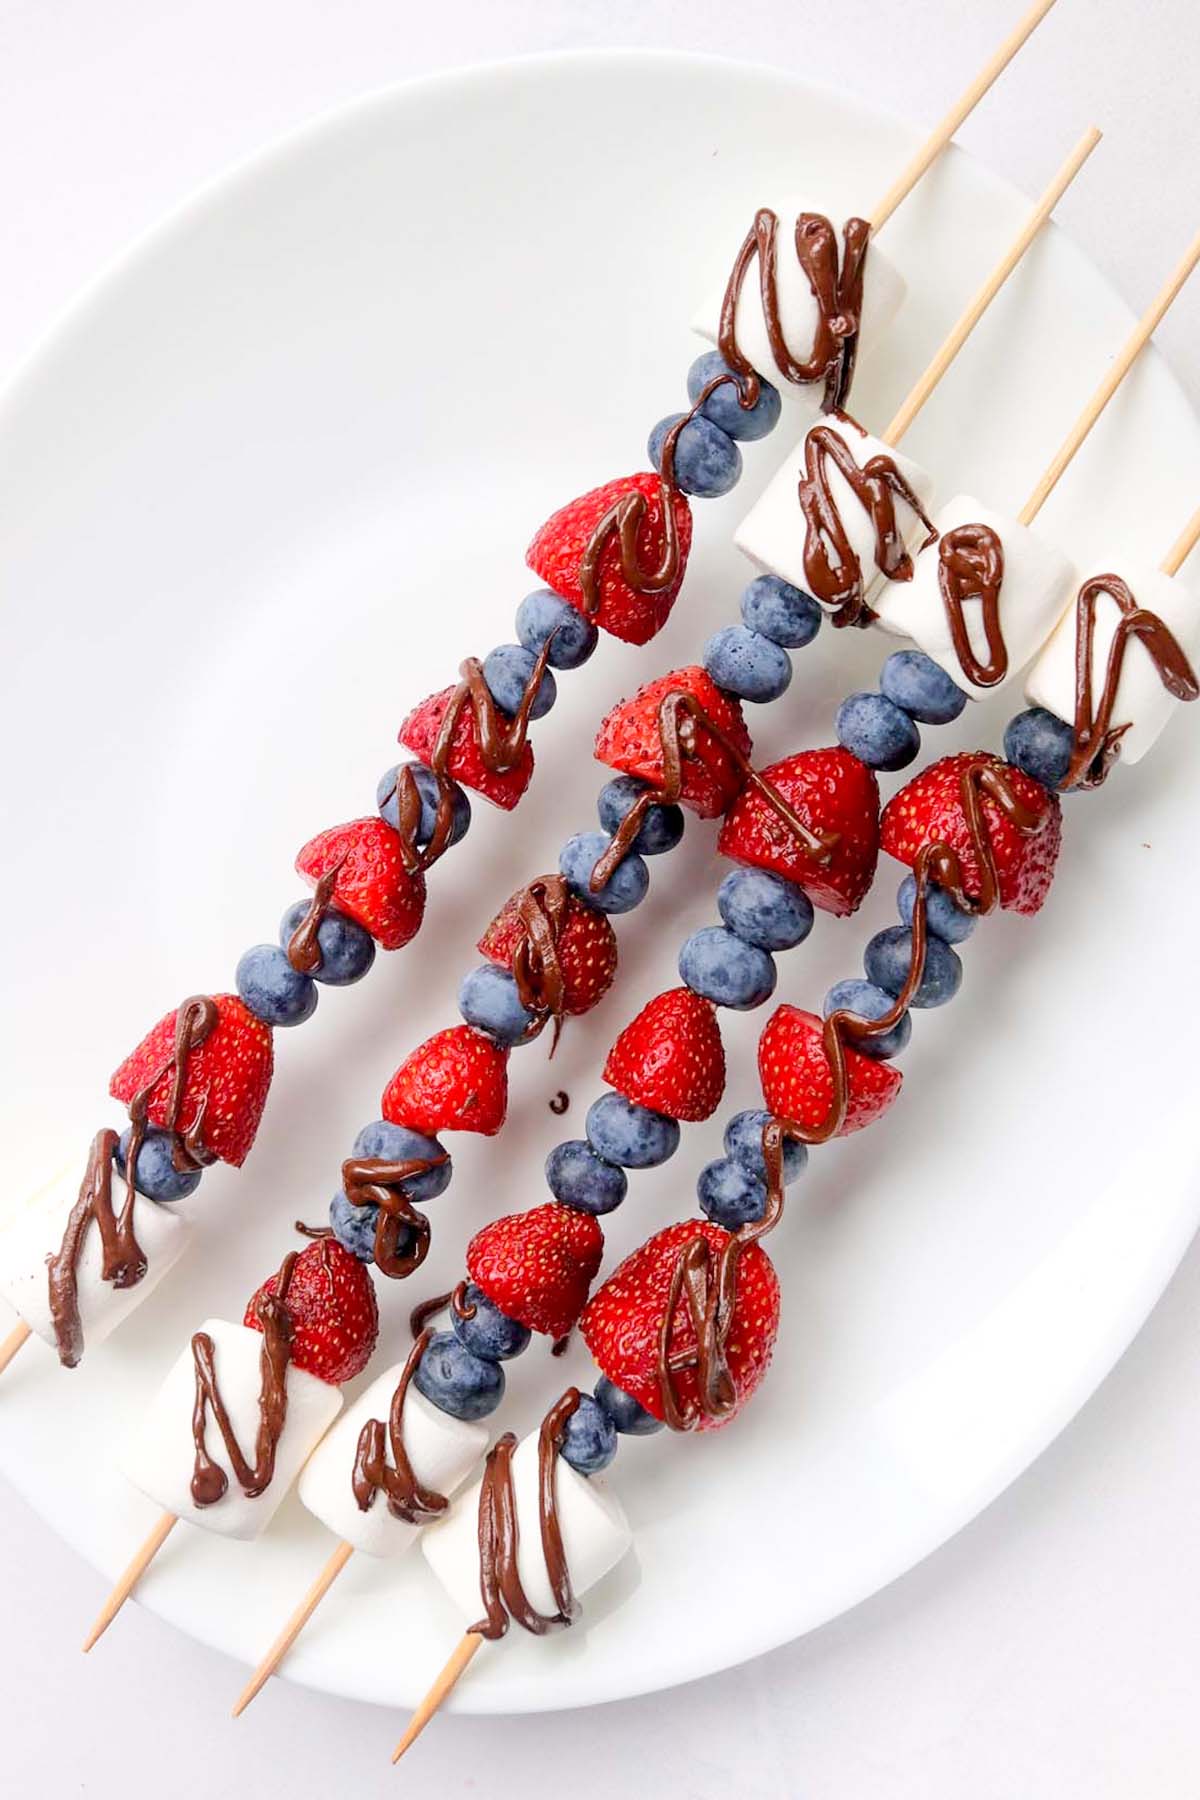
[120,1319,342,1541]
[1025,562,1200,765]
[735,414,935,609]
[873,495,1078,696]
[692,200,906,411]
[298,1364,487,1559]
[0,1161,189,1355]
[422,1428,631,1624]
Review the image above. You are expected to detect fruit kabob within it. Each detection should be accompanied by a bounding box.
[0,0,1063,1382]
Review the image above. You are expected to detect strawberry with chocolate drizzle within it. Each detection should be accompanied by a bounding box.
[110,993,274,1169]
[594,667,752,820]
[528,473,694,647]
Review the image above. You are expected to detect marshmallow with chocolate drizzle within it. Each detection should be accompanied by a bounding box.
[873,494,1078,696]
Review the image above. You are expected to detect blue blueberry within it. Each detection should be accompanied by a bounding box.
[376,761,470,849]
[836,692,921,771]
[596,776,685,857]
[823,977,912,1059]
[679,925,776,1011]
[235,943,318,1027]
[451,1283,531,1361]
[560,1394,619,1474]
[481,642,557,721]
[648,412,742,499]
[717,866,813,952]
[1004,706,1073,791]
[686,350,782,441]
[864,926,962,1009]
[115,1125,202,1203]
[697,1155,767,1230]
[594,1374,663,1436]
[880,650,967,724]
[585,1093,680,1169]
[724,1109,807,1186]
[545,1140,628,1215]
[702,624,792,703]
[351,1119,451,1203]
[740,574,822,649]
[559,832,649,915]
[329,1190,394,1262]
[458,963,537,1047]
[515,588,598,671]
[278,899,376,987]
[897,874,977,945]
[415,1331,505,1421]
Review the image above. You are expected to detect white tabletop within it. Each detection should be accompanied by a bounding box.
[3,3,1199,1794]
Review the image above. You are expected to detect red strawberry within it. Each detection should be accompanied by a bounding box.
[881,752,1062,917]
[603,987,725,1122]
[245,1237,378,1385]
[382,1025,508,1136]
[478,884,618,1017]
[466,1203,603,1340]
[110,993,273,1168]
[527,472,693,647]
[580,1219,779,1430]
[758,1005,901,1138]
[295,818,426,950]
[718,747,880,918]
[594,667,752,820]
[398,687,533,811]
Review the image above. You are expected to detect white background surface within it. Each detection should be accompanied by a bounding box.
[1,3,1198,1796]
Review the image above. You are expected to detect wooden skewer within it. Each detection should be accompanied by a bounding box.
[231,1539,355,1716]
[882,124,1102,448]
[868,0,1061,232]
[1019,227,1200,526]
[1160,504,1200,577]
[392,1631,485,1763]
[82,1510,177,1652]
[0,1318,31,1375]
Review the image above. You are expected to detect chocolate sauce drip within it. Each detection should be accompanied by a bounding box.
[937,523,1008,688]
[46,994,218,1367]
[503,875,574,1048]
[1062,574,1199,790]
[351,1328,449,1525]
[798,421,936,628]
[591,689,838,892]
[471,1390,582,1641]
[286,861,344,975]
[408,1281,473,1342]
[717,209,871,413]
[549,1090,570,1116]
[341,1152,448,1280]
[190,1248,299,1506]
[654,760,1046,1431]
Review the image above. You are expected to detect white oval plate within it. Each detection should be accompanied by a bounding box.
[1,50,1198,1718]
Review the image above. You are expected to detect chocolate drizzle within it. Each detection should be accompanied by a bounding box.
[351,1328,449,1525]
[471,1389,582,1641]
[341,1151,448,1279]
[502,875,575,1048]
[937,523,1008,688]
[798,420,937,628]
[190,1248,298,1506]
[1061,574,1199,790]
[654,760,1047,1432]
[286,861,344,974]
[717,208,871,413]
[46,994,218,1367]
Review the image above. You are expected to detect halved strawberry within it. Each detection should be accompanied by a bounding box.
[758,1005,901,1138]
[478,884,618,1017]
[527,472,693,646]
[110,993,273,1168]
[603,987,725,1122]
[398,687,533,811]
[466,1203,603,1340]
[580,1218,779,1430]
[594,667,752,820]
[295,818,426,950]
[881,752,1062,917]
[245,1237,378,1386]
[718,747,880,917]
[381,1025,508,1136]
